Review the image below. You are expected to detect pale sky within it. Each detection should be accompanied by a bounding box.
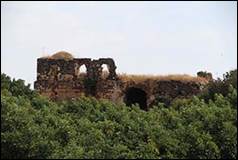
[1,1,237,88]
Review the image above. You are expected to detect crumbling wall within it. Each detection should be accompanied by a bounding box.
[34,56,206,109]
[197,71,213,81]
[35,58,87,100]
[153,80,201,106]
[109,79,202,110]
[34,57,119,100]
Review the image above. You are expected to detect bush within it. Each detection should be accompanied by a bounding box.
[1,72,237,159]
[1,73,37,99]
[200,69,237,102]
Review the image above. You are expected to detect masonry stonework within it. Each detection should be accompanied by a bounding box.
[34,52,208,110]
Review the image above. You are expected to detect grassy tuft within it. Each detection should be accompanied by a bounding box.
[118,73,208,84]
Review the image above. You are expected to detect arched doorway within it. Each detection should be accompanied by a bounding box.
[124,87,147,110]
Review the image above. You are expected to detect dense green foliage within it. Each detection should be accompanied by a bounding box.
[1,73,37,100]
[1,71,237,159]
[200,69,237,102]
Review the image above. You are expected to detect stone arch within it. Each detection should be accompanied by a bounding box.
[124,87,147,110]
[101,64,110,79]
[79,64,87,74]
[75,63,88,78]
[97,58,118,80]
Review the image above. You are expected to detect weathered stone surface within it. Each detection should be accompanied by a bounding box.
[197,71,213,81]
[34,54,208,110]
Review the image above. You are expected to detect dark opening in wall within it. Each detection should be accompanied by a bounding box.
[124,87,147,110]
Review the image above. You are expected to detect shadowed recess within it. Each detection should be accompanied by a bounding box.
[124,87,147,110]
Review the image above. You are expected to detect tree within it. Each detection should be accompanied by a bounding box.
[1,71,237,159]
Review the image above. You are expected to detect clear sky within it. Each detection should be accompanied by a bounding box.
[1,1,237,88]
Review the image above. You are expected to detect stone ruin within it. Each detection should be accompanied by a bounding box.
[35,51,210,110]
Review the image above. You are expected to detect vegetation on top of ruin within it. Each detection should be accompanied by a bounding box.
[41,51,74,60]
[118,73,209,84]
[38,53,209,85]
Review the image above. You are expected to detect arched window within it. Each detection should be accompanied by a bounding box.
[75,64,87,78]
[101,64,109,79]
[79,64,87,74]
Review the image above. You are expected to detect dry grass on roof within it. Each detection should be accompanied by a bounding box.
[41,51,74,60]
[118,73,208,84]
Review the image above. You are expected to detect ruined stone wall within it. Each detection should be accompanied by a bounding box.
[104,79,202,109]
[34,58,118,100]
[35,57,206,109]
[153,80,201,106]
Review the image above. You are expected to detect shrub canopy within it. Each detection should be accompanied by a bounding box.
[1,70,237,159]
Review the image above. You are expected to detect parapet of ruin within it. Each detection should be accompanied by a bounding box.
[34,51,209,110]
